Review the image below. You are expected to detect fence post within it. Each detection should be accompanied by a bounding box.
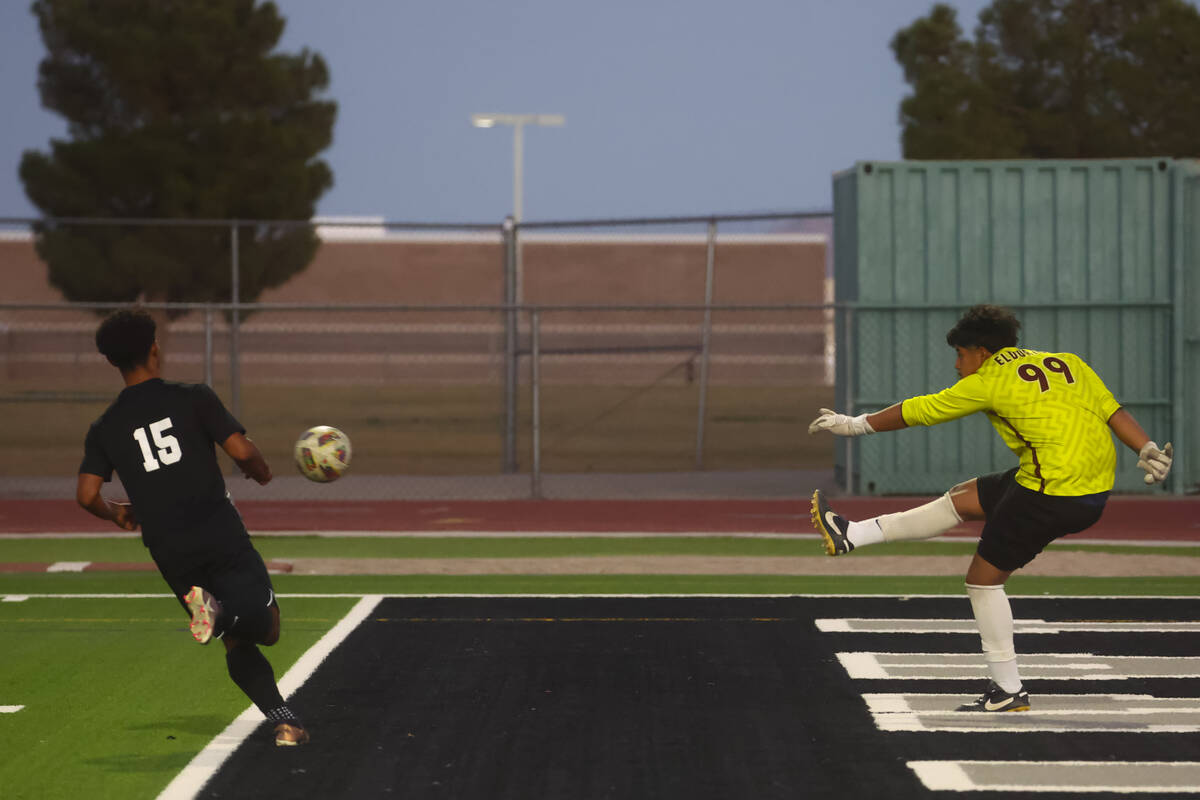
[204,305,214,387]
[502,216,518,473]
[844,303,856,494]
[1170,169,1187,495]
[694,219,716,468]
[530,309,542,499]
[0,321,8,384]
[229,222,241,419]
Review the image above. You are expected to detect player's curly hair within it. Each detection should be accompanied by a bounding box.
[945,304,1020,353]
[95,309,156,371]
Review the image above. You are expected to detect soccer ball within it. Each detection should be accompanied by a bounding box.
[294,426,352,483]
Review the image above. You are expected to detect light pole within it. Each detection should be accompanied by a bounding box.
[470,113,565,223]
[471,112,565,301]
[471,113,564,476]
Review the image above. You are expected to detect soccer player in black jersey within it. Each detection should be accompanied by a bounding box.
[76,309,309,747]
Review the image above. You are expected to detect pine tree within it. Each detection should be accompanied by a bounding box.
[892,0,1200,159]
[19,0,337,315]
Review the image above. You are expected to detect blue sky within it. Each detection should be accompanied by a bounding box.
[0,0,995,224]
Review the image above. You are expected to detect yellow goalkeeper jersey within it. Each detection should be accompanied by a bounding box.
[900,347,1122,496]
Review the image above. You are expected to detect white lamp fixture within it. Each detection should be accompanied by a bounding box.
[470,113,565,221]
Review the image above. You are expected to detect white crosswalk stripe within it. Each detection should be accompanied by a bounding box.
[817,617,1200,634]
[821,608,1200,792]
[909,760,1200,793]
[836,651,1200,680]
[864,693,1200,733]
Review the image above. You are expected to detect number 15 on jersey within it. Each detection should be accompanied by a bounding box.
[133,417,182,472]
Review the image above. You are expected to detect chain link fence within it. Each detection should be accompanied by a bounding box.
[0,302,837,500]
[0,212,836,500]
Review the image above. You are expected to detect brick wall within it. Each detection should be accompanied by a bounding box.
[0,232,827,385]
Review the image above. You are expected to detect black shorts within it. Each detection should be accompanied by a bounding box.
[975,467,1108,572]
[154,543,278,641]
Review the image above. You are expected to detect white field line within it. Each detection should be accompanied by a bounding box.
[45,561,90,572]
[274,595,384,698]
[0,531,816,540]
[859,694,914,713]
[840,652,1200,679]
[1,531,1198,548]
[3,592,1200,601]
[1043,536,1200,548]
[156,594,383,800]
[4,527,1195,546]
[816,618,1200,633]
[252,530,819,539]
[836,652,889,679]
[1,594,176,601]
[0,705,24,713]
[0,533,143,539]
[909,761,1200,793]
[865,693,1200,713]
[875,717,1200,734]
[909,762,976,792]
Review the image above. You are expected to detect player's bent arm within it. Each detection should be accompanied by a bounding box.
[865,403,909,433]
[221,432,273,485]
[1107,408,1151,453]
[75,473,138,531]
[1109,408,1174,485]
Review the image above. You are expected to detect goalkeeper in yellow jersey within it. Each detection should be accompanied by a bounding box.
[808,304,1173,713]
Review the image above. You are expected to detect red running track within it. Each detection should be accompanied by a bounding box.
[1,497,1198,542]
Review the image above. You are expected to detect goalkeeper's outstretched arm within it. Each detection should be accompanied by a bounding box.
[808,402,908,437]
[864,403,908,433]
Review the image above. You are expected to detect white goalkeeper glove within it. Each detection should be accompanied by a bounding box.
[1137,441,1173,485]
[807,408,875,437]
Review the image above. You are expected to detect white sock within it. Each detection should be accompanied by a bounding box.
[967,583,1022,693]
[846,519,884,548]
[988,658,1022,694]
[877,492,962,542]
[844,493,961,550]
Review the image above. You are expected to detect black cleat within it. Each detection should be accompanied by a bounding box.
[810,489,854,556]
[955,680,1031,712]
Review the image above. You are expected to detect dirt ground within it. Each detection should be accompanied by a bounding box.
[278,551,1198,577]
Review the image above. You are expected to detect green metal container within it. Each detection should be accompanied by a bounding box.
[833,158,1186,495]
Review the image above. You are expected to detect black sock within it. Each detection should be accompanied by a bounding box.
[225,643,294,721]
[265,706,302,726]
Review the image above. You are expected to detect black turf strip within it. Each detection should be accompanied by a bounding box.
[200,596,1200,800]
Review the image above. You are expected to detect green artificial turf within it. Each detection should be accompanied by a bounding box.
[0,537,155,564]
[1,535,1196,564]
[0,596,356,800]
[2,571,1197,599]
[0,565,1195,799]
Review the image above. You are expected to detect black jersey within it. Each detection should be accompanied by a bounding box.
[79,378,249,555]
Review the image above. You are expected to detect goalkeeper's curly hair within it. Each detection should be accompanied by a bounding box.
[945,304,1020,353]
